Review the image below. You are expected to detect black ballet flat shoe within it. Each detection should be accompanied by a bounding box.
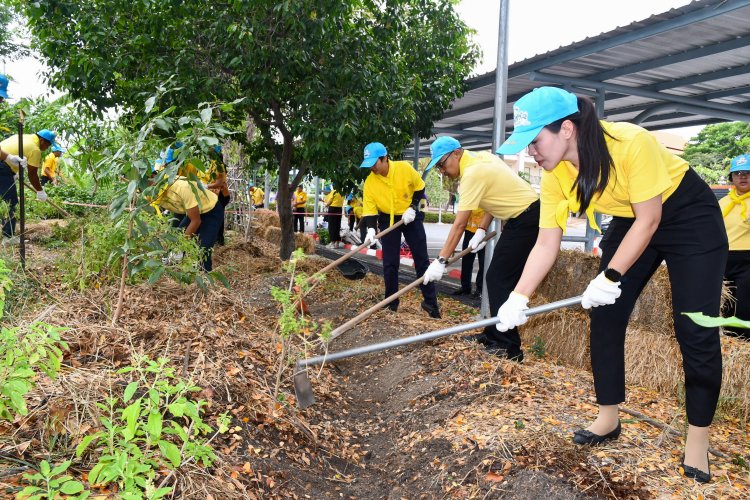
[680,454,711,483]
[572,420,621,445]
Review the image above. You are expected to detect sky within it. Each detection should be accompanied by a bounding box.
[4,0,702,138]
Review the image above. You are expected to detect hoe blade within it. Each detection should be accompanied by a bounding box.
[293,362,316,409]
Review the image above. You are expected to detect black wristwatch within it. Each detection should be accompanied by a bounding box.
[437,256,448,265]
[604,267,622,282]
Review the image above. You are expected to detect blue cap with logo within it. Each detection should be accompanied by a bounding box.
[426,136,462,172]
[0,75,8,99]
[360,142,387,168]
[36,129,59,149]
[497,86,579,155]
[730,154,750,174]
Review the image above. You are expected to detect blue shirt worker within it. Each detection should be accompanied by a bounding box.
[0,129,55,239]
[421,136,539,360]
[0,74,8,104]
[359,142,440,319]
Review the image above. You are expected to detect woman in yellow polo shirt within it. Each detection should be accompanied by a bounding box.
[496,87,726,483]
[157,176,225,272]
[719,154,750,340]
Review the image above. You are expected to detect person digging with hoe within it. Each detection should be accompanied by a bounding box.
[495,86,726,483]
[359,142,440,319]
[421,136,539,360]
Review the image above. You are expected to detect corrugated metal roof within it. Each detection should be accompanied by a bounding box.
[405,0,750,158]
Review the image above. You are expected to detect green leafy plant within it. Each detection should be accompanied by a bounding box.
[315,228,330,245]
[76,354,229,498]
[270,249,332,400]
[18,460,89,500]
[0,323,68,421]
[0,258,13,317]
[529,335,546,359]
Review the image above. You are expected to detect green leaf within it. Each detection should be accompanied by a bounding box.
[200,107,212,124]
[50,460,72,477]
[40,460,51,476]
[682,312,750,329]
[123,381,139,403]
[60,480,85,494]
[147,410,163,440]
[144,96,156,114]
[76,434,99,457]
[158,440,182,468]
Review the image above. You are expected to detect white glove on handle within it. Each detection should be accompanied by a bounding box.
[5,155,26,170]
[581,271,622,309]
[468,228,487,253]
[496,291,529,332]
[363,227,377,246]
[401,207,416,225]
[422,258,446,284]
[36,189,48,202]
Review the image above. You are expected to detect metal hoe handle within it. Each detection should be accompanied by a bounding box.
[300,295,582,368]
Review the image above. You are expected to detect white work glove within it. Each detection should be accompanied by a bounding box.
[422,258,446,284]
[363,227,377,247]
[4,154,26,170]
[496,292,529,332]
[36,189,48,202]
[581,271,622,309]
[401,206,416,225]
[468,228,487,253]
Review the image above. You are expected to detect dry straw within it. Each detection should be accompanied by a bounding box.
[527,250,749,421]
[252,208,280,228]
[263,226,316,254]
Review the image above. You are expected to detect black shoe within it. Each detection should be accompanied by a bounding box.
[385,304,398,312]
[420,301,441,319]
[484,345,524,362]
[451,288,471,296]
[572,420,621,445]
[680,454,711,483]
[463,333,491,345]
[471,290,481,299]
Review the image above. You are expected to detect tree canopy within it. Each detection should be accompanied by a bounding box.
[683,122,750,173]
[18,0,479,258]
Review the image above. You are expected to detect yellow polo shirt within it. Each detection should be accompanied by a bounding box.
[539,121,688,232]
[719,189,750,251]
[251,188,264,205]
[0,134,43,170]
[43,153,59,178]
[362,160,425,223]
[158,177,218,214]
[294,190,308,208]
[457,151,538,220]
[324,190,344,208]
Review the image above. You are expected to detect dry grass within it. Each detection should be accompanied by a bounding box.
[252,208,280,228]
[263,226,316,254]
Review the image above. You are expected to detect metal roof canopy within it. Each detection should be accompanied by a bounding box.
[404,0,750,158]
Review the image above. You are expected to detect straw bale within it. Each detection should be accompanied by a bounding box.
[521,300,750,421]
[263,226,316,254]
[253,208,280,228]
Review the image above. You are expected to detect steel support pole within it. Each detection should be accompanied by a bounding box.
[482,0,511,318]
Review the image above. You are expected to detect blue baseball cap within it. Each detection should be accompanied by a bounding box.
[497,87,579,155]
[426,136,462,172]
[730,154,750,174]
[214,145,222,154]
[360,142,387,168]
[0,75,8,99]
[51,144,66,153]
[36,129,59,148]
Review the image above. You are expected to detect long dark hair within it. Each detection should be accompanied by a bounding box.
[545,97,616,213]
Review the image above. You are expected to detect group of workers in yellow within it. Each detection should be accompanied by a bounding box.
[353,86,749,484]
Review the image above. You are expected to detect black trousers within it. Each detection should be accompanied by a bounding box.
[41,175,53,186]
[378,211,437,309]
[723,250,750,340]
[460,229,485,292]
[328,206,342,242]
[178,202,225,272]
[592,168,727,427]
[294,207,306,233]
[217,192,230,245]
[482,201,540,356]
[0,161,18,238]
